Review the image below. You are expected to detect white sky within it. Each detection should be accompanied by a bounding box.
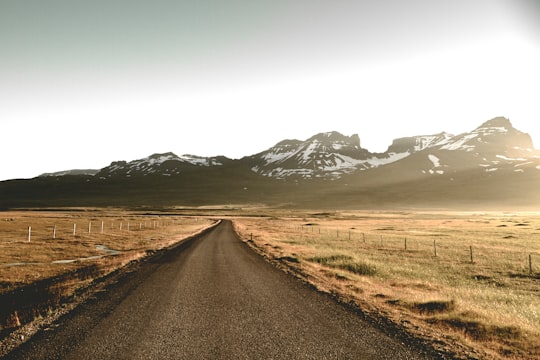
[1,0,540,180]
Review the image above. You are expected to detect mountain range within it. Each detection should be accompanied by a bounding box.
[2,117,540,209]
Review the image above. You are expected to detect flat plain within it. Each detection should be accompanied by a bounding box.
[233,210,540,359]
[0,209,214,339]
[3,220,429,359]
[1,208,539,359]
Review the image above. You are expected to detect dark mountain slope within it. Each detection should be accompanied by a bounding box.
[1,117,539,209]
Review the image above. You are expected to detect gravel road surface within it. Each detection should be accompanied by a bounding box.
[4,220,430,359]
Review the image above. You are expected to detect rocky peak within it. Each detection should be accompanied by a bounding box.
[96,152,226,178]
[249,131,371,179]
[307,132,361,149]
[437,117,531,153]
[386,133,453,154]
[468,117,533,155]
[476,116,513,130]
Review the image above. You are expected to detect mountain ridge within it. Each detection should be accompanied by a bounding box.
[35,116,537,181]
[3,117,540,209]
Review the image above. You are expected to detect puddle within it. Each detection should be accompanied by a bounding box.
[51,245,121,264]
[52,259,81,264]
[2,262,42,267]
[3,245,122,267]
[95,245,121,256]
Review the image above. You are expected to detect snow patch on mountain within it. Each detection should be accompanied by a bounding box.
[496,155,527,161]
[514,162,534,168]
[39,117,540,182]
[261,149,297,163]
[422,169,445,175]
[438,118,530,154]
[97,152,225,178]
[250,132,376,179]
[479,126,509,135]
[422,154,445,175]
[441,134,478,151]
[428,154,441,168]
[180,154,224,166]
[414,133,453,151]
[386,133,453,154]
[146,153,176,165]
[367,152,410,167]
[40,169,99,177]
[133,153,223,167]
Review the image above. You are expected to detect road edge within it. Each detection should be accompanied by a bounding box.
[232,220,485,360]
[0,220,221,358]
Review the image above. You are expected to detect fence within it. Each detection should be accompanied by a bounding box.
[0,215,191,270]
[1,218,175,243]
[291,224,539,276]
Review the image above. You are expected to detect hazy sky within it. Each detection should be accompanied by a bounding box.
[1,0,540,180]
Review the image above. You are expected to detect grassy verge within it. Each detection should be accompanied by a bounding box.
[233,210,540,359]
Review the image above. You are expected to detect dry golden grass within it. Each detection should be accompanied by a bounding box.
[0,209,214,330]
[233,210,540,359]
[0,210,213,285]
[3,207,540,358]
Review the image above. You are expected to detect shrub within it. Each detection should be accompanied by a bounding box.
[308,254,376,276]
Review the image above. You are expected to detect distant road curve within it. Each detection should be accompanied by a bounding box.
[5,220,430,359]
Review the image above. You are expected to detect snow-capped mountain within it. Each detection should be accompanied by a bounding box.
[385,132,454,154]
[247,131,413,179]
[3,116,540,209]
[96,152,230,178]
[246,117,539,180]
[408,117,540,177]
[41,117,539,181]
[40,169,100,177]
[248,132,371,179]
[440,117,534,155]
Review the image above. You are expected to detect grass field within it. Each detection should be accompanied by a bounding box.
[2,208,540,358]
[0,209,214,331]
[233,210,540,359]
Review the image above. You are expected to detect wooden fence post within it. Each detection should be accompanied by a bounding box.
[101,221,104,234]
[27,226,31,242]
[53,225,56,239]
[433,239,437,257]
[470,246,474,264]
[529,254,533,275]
[73,223,77,237]
[404,237,407,251]
[88,222,92,234]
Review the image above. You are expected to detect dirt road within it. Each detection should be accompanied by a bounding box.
[5,220,430,359]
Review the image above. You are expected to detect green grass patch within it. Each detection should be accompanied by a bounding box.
[308,254,377,276]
